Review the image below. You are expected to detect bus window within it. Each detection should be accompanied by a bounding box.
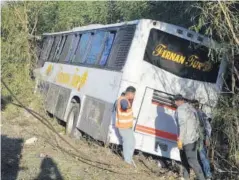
[99,32,115,66]
[38,36,54,67]
[72,33,91,64]
[59,35,73,62]
[68,34,81,62]
[144,28,220,83]
[54,35,66,62]
[85,31,106,65]
[48,36,61,62]
[45,37,54,60]
[52,36,63,62]
[39,37,49,60]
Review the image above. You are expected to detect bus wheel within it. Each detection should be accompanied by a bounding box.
[66,102,81,138]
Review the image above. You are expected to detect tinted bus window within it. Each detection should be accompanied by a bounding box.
[48,36,61,62]
[39,37,54,64]
[59,35,73,62]
[99,32,115,66]
[55,35,66,62]
[39,37,49,60]
[144,28,219,83]
[68,34,81,62]
[72,33,91,63]
[85,31,106,65]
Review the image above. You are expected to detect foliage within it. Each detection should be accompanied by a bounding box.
[1,2,36,105]
[213,95,239,163]
[191,1,239,165]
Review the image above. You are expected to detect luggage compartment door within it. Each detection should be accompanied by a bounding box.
[135,87,180,161]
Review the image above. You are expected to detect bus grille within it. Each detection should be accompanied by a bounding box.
[108,25,136,69]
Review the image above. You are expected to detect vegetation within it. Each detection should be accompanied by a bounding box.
[1,0,238,172]
[191,2,239,167]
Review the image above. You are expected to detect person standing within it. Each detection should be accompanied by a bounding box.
[115,86,136,165]
[192,100,212,180]
[174,94,205,180]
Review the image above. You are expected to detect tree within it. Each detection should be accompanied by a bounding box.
[191,1,239,165]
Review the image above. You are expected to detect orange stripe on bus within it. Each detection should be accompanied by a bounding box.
[152,101,176,111]
[135,124,177,141]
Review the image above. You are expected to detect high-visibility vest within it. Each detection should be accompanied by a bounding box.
[116,96,133,129]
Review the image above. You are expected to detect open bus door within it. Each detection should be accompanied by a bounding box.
[134,87,180,161]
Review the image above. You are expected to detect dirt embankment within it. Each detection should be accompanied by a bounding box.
[1,109,179,180]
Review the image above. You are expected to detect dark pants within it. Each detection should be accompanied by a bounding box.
[180,142,205,180]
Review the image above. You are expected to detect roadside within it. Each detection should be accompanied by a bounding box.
[1,107,179,180]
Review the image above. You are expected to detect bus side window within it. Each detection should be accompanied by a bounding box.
[45,37,54,60]
[99,32,115,66]
[48,36,61,62]
[38,36,54,67]
[59,35,74,62]
[72,33,92,64]
[54,35,67,62]
[39,37,48,60]
[68,34,80,63]
[85,31,106,65]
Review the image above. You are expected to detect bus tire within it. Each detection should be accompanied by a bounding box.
[66,102,81,138]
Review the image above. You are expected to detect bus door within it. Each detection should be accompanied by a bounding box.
[134,87,180,161]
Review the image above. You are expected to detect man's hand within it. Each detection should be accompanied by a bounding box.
[177,139,183,150]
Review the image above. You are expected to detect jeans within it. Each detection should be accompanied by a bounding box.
[180,142,205,180]
[118,128,135,164]
[199,146,212,178]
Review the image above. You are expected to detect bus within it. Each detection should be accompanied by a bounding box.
[35,19,227,161]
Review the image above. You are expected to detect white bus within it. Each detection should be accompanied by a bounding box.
[35,19,226,161]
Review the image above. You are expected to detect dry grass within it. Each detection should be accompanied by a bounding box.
[1,109,179,180]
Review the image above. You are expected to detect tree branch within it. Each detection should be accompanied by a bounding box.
[218,1,239,45]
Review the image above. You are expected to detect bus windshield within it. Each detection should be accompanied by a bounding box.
[144,28,220,83]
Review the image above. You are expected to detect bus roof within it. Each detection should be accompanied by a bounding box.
[42,19,220,49]
[43,20,139,36]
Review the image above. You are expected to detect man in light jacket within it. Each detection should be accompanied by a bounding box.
[174,94,205,180]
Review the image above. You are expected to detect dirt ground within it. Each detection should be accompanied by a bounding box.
[1,108,180,180]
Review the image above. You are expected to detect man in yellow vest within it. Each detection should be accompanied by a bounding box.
[116,86,136,165]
